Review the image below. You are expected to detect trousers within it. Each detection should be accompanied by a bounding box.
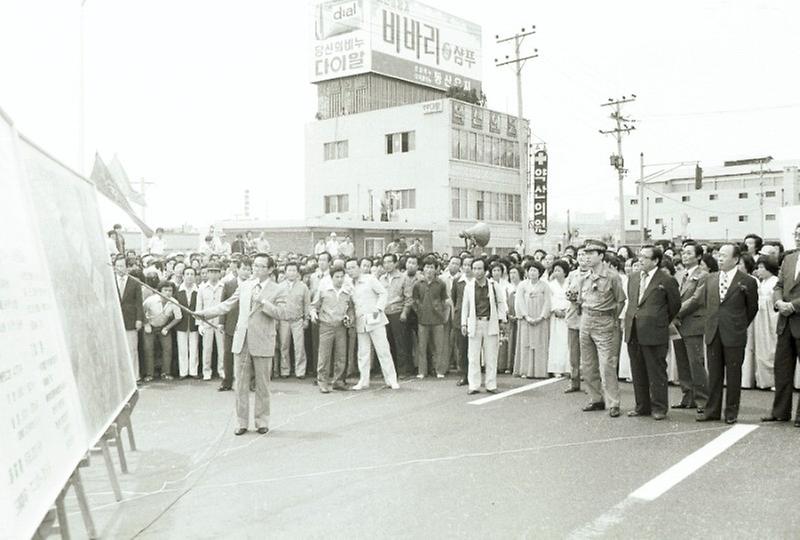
[467,320,499,392]
[356,326,398,387]
[417,324,446,376]
[126,329,140,380]
[234,340,272,429]
[579,313,620,408]
[567,328,581,389]
[279,319,306,377]
[673,335,709,409]
[627,325,669,415]
[772,329,800,420]
[142,327,172,378]
[705,332,744,420]
[176,330,199,377]
[201,326,225,379]
[318,323,347,389]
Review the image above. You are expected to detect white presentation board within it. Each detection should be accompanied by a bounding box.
[0,110,136,540]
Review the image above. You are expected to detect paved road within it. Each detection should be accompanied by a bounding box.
[62,375,800,539]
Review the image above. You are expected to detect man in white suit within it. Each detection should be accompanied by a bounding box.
[196,253,287,435]
[345,258,400,390]
[461,258,508,394]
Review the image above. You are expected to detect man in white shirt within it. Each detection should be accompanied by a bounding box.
[345,258,399,390]
[197,262,226,381]
[149,227,167,256]
[326,233,340,257]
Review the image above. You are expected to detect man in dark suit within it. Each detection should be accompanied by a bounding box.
[764,223,800,427]
[218,259,251,391]
[624,245,681,420]
[673,243,709,412]
[685,244,758,424]
[114,255,144,381]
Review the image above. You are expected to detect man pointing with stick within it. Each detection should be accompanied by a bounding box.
[195,253,288,435]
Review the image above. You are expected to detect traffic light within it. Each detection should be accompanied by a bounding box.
[695,164,703,190]
[644,227,652,240]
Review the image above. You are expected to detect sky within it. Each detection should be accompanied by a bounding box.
[1,0,799,232]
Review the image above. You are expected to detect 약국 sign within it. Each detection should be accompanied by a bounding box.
[531,149,548,234]
[311,0,482,94]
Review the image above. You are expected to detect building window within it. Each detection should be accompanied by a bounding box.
[630,219,638,226]
[451,129,460,159]
[364,238,385,257]
[709,194,718,201]
[681,195,690,202]
[476,191,485,220]
[629,199,638,206]
[738,215,748,222]
[468,132,477,161]
[654,197,663,203]
[686,217,691,223]
[323,140,348,160]
[709,216,718,223]
[766,214,776,221]
[738,192,748,199]
[324,194,349,214]
[655,218,663,224]
[389,189,416,209]
[765,190,776,198]
[386,131,415,154]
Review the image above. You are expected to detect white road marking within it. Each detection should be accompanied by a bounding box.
[468,377,564,405]
[629,423,757,501]
[568,424,758,538]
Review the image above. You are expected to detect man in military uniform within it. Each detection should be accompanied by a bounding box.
[577,240,627,417]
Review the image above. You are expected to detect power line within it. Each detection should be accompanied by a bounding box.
[641,103,800,120]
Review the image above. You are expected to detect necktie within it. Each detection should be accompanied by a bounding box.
[251,282,262,311]
[719,272,729,300]
[638,272,648,302]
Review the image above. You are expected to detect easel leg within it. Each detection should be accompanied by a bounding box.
[71,469,97,539]
[112,424,129,474]
[99,439,123,502]
[125,418,137,451]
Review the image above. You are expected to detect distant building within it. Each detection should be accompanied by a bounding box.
[305,0,528,254]
[625,157,800,243]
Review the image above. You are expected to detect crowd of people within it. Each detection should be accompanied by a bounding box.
[110,224,800,434]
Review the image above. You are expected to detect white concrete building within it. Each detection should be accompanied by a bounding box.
[305,98,528,253]
[625,157,800,243]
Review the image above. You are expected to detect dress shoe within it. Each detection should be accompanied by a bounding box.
[652,412,667,421]
[725,418,737,425]
[671,403,690,409]
[332,382,348,391]
[257,427,269,435]
[351,384,368,391]
[467,389,479,395]
[609,407,620,418]
[486,388,499,394]
[794,420,800,428]
[627,410,650,417]
[296,375,305,380]
[695,415,718,422]
[582,402,606,412]
[234,428,247,436]
[563,387,581,394]
[217,386,231,392]
[319,387,331,394]
[760,416,788,422]
[456,379,468,386]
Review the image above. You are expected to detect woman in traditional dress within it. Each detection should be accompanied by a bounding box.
[505,265,522,375]
[547,260,571,376]
[754,257,779,389]
[515,260,552,378]
[739,253,757,388]
[491,261,511,374]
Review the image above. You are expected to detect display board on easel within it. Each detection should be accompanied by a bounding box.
[0,109,136,540]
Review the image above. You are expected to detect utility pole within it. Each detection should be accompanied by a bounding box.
[600,95,637,247]
[496,27,537,250]
[639,152,645,243]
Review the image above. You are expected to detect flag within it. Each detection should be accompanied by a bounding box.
[90,153,154,237]
[108,154,146,206]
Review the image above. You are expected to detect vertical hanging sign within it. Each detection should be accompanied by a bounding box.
[531,148,548,234]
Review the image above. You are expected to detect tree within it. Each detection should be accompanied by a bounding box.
[445,84,487,107]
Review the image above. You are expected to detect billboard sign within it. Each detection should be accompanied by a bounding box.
[311,0,482,93]
[531,149,548,234]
